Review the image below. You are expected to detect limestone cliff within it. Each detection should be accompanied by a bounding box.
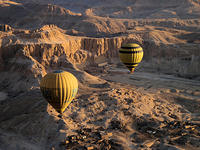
[0,24,200,95]
[0,1,200,149]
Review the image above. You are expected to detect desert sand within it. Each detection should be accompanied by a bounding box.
[0,0,200,150]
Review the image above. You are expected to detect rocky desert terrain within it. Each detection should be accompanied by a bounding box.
[0,0,200,149]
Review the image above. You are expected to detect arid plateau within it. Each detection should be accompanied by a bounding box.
[0,0,200,150]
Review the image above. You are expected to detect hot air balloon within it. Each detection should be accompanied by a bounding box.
[40,70,78,113]
[119,43,143,73]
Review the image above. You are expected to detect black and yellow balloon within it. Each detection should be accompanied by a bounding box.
[119,43,143,73]
[40,70,78,113]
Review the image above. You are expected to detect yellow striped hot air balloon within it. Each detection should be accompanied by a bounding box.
[40,70,78,113]
[119,43,143,73]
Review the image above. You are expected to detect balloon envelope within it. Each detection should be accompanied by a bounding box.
[40,70,78,113]
[119,43,143,73]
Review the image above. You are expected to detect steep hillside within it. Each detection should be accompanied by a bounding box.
[0,0,200,37]
[0,1,200,149]
[0,24,200,81]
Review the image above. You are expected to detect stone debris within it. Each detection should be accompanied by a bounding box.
[86,146,94,150]
[0,1,200,150]
[136,118,200,147]
[59,127,125,149]
[58,118,200,149]
[98,62,108,67]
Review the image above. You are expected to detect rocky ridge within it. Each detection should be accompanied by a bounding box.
[0,1,200,149]
[0,24,200,81]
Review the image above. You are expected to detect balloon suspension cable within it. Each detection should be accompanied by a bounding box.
[128,68,135,74]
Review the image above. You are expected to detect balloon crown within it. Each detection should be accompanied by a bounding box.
[53,70,64,73]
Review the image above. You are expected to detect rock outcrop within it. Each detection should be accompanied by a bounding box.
[0,25,200,82]
[0,1,200,37]
[0,1,200,150]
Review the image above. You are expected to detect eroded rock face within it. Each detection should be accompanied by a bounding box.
[0,1,200,150]
[0,1,200,37]
[0,25,200,69]
[0,24,200,95]
[0,27,142,74]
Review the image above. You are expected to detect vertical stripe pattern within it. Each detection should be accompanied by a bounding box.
[40,71,78,113]
[119,43,143,73]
